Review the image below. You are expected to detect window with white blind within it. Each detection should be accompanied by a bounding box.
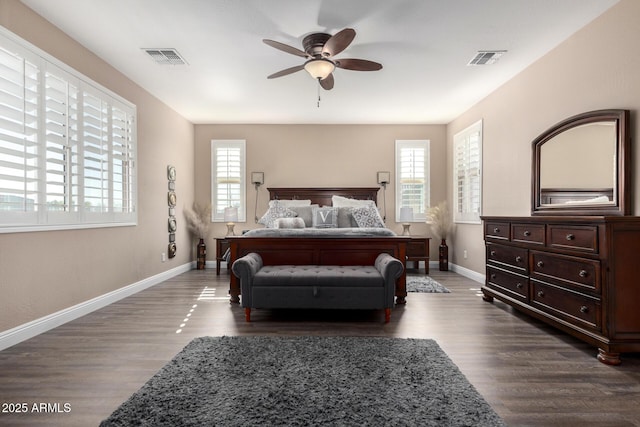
[211,140,246,222]
[395,140,430,222]
[453,120,482,223]
[0,28,136,232]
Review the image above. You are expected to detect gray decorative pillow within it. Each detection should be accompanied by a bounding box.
[337,207,358,228]
[351,205,385,228]
[258,201,298,228]
[312,206,338,228]
[289,205,318,227]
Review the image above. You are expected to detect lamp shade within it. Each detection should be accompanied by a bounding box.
[224,206,238,223]
[304,58,335,80]
[399,206,414,222]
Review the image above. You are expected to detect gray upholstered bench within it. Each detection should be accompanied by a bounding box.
[231,252,404,323]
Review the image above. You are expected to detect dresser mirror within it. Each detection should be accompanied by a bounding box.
[532,109,630,215]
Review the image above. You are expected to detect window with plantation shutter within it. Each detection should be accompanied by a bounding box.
[0,27,136,232]
[453,120,482,223]
[211,140,245,222]
[395,140,430,222]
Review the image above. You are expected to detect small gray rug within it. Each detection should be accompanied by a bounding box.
[407,274,451,293]
[100,336,504,427]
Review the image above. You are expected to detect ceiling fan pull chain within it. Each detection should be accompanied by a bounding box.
[317,79,321,108]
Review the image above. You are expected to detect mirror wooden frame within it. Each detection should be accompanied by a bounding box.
[532,109,630,216]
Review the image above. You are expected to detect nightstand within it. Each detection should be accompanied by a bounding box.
[215,237,231,275]
[406,237,430,275]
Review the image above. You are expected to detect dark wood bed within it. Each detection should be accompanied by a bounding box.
[226,187,410,305]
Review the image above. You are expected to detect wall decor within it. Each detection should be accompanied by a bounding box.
[167,165,176,181]
[167,165,177,258]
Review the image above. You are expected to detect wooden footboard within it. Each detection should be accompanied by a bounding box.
[227,236,409,305]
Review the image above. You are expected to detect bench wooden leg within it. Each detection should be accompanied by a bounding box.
[384,308,391,323]
[244,307,251,322]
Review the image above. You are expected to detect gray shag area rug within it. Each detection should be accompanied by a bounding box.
[406,274,451,293]
[100,336,504,427]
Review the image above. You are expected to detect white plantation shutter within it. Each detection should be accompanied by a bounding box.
[82,90,109,215]
[395,140,430,221]
[0,40,40,221]
[453,120,482,223]
[44,65,79,218]
[111,104,135,215]
[211,140,246,222]
[0,27,136,232]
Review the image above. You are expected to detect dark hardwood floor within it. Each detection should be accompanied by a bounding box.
[1,267,639,426]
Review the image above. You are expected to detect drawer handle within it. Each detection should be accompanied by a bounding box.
[493,227,500,233]
[515,256,523,262]
[516,283,523,289]
[579,270,588,278]
[523,230,531,237]
[566,233,575,241]
[490,250,496,257]
[580,305,589,314]
[537,261,544,268]
[490,273,496,279]
[537,291,545,298]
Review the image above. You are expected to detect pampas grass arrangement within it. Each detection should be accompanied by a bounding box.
[184,202,212,239]
[427,201,453,241]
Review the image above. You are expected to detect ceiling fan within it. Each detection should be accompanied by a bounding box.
[263,28,383,90]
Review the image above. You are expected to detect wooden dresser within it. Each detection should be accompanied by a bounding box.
[481,215,640,364]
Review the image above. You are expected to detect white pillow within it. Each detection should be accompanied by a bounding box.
[331,195,376,208]
[268,199,312,208]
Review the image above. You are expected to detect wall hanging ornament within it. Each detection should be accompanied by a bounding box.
[167,165,177,258]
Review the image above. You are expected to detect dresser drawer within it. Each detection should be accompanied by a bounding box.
[486,266,528,301]
[512,223,545,245]
[530,251,600,293]
[486,243,528,274]
[531,281,601,331]
[485,221,510,240]
[547,225,598,253]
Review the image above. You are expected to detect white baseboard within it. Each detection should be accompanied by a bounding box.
[0,262,193,351]
[449,263,485,284]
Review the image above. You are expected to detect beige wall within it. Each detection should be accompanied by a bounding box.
[0,1,195,332]
[194,124,447,243]
[447,0,640,273]
[3,0,640,337]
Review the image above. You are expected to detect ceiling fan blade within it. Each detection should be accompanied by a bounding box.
[335,58,383,71]
[267,65,305,79]
[263,39,308,58]
[322,28,356,57]
[319,73,334,90]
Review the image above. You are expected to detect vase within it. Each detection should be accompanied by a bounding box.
[439,238,448,271]
[197,238,206,270]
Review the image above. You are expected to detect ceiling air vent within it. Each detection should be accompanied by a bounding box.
[467,50,506,66]
[143,48,188,65]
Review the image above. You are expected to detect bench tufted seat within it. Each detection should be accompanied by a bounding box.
[232,252,404,323]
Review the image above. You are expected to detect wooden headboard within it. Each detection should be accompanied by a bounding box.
[268,187,380,207]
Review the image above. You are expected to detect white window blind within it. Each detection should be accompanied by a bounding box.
[0,28,136,232]
[453,120,482,223]
[395,140,430,222]
[211,140,245,222]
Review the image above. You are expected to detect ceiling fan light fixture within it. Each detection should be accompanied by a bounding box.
[304,58,335,80]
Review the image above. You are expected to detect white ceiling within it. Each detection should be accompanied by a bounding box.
[21,0,618,124]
